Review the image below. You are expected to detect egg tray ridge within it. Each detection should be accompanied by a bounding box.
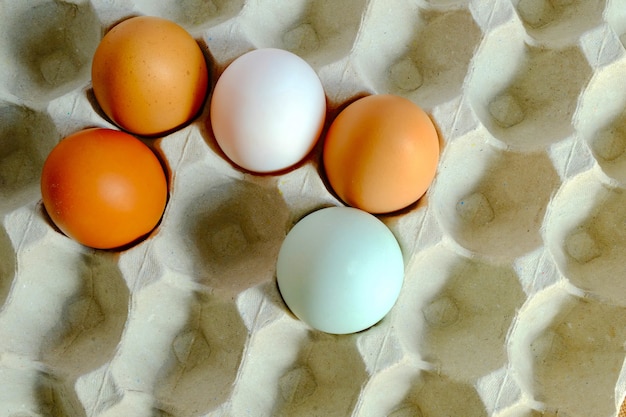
[1,0,626,416]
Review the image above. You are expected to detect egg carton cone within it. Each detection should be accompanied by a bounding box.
[1,0,626,416]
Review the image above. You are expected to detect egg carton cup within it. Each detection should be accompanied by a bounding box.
[1,0,626,416]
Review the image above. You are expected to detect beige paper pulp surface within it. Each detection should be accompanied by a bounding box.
[1,0,626,416]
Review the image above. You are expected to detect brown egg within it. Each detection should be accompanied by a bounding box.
[92,16,209,136]
[323,94,439,214]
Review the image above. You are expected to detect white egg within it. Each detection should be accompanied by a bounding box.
[276,207,404,334]
[210,48,326,173]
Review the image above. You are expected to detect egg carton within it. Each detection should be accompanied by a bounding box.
[1,0,626,416]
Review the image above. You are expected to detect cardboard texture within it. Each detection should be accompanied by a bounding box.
[0,0,625,416]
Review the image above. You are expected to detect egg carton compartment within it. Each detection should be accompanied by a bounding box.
[268,332,367,417]
[467,20,592,150]
[510,285,626,417]
[239,0,367,69]
[0,210,128,416]
[133,0,244,30]
[393,244,526,382]
[512,0,606,43]
[386,370,490,417]
[153,288,248,416]
[545,170,626,306]
[353,1,483,110]
[0,0,100,105]
[1,0,626,416]
[69,273,248,417]
[41,251,128,378]
[575,58,626,185]
[431,131,561,260]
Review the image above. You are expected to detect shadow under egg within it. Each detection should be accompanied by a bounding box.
[182,180,290,295]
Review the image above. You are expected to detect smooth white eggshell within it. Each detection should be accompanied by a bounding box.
[276,206,404,334]
[210,48,326,173]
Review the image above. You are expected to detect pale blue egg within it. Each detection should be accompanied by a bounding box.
[276,206,404,334]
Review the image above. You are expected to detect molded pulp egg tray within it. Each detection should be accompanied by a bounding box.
[1,0,626,416]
